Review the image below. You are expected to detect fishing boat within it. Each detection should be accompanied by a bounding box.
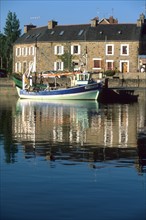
[14,72,103,100]
[12,74,46,89]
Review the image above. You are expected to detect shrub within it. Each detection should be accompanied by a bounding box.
[104,70,116,76]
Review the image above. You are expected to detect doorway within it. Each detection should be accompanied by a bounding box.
[120,61,129,73]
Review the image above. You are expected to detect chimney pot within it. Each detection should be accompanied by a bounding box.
[48,20,58,29]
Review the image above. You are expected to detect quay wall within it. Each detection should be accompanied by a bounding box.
[0,78,17,96]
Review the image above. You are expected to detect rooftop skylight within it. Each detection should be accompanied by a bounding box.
[78,30,84,36]
[50,30,55,35]
[26,35,31,39]
[59,30,64,36]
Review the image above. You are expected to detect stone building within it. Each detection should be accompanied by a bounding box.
[13,14,146,75]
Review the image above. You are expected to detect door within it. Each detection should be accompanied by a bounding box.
[120,61,129,73]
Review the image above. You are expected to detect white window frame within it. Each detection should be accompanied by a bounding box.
[120,44,129,56]
[24,47,27,56]
[71,45,81,55]
[29,46,35,55]
[54,45,64,55]
[92,58,102,70]
[15,62,21,73]
[54,61,64,71]
[106,44,114,55]
[16,47,21,56]
[106,60,114,70]
[72,60,80,71]
[119,60,129,73]
[23,61,27,74]
[29,61,34,72]
[21,48,24,56]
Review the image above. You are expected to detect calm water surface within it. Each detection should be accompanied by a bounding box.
[0,95,146,220]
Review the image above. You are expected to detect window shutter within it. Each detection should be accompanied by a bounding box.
[78,45,81,54]
[54,62,57,71]
[19,63,21,72]
[61,62,64,70]
[61,46,64,55]
[54,46,57,55]
[71,46,73,55]
[15,63,17,72]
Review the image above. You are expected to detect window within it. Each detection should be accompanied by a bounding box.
[106,60,114,70]
[50,31,55,35]
[54,45,64,55]
[93,58,102,69]
[23,61,27,74]
[106,44,114,55]
[54,61,64,71]
[71,45,81,55]
[21,48,24,56]
[78,30,84,36]
[16,47,21,56]
[29,61,34,72]
[59,30,64,36]
[121,44,129,55]
[24,47,27,56]
[15,62,21,73]
[72,61,79,71]
[29,46,35,55]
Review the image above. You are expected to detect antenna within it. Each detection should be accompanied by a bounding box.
[97,7,100,18]
[30,16,40,21]
[112,8,114,17]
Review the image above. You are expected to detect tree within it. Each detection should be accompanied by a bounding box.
[0,33,7,69]
[3,11,21,73]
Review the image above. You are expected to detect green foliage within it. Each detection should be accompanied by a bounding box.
[59,51,74,71]
[0,33,7,69]
[0,11,21,73]
[104,70,116,76]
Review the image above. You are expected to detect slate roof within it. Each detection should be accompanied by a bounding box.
[14,22,141,44]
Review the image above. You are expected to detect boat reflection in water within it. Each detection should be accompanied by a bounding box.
[15,99,100,160]
[13,99,145,173]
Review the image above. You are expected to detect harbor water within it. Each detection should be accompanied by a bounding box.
[0,94,146,220]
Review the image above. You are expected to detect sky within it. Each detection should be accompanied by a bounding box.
[0,0,146,34]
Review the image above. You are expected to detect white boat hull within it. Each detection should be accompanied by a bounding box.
[16,83,101,100]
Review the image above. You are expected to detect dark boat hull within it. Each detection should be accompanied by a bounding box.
[98,88,139,103]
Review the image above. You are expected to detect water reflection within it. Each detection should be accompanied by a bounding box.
[0,97,146,172]
[4,98,143,172]
[15,99,139,147]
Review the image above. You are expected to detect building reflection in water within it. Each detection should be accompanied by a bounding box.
[12,99,146,173]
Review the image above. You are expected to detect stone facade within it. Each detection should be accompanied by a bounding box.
[13,40,139,74]
[13,14,146,75]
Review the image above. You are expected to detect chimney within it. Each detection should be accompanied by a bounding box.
[109,16,118,24]
[91,17,99,27]
[24,24,36,33]
[48,20,58,29]
[137,13,145,27]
